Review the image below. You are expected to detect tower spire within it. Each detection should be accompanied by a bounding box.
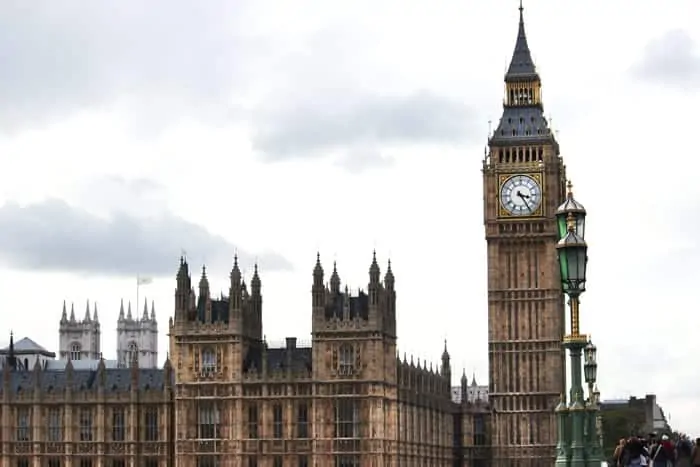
[505,1,537,81]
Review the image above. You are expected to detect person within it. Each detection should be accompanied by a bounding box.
[623,436,649,466]
[691,438,700,467]
[649,434,674,467]
[676,435,692,467]
[615,438,628,467]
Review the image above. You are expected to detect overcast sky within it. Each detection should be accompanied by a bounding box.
[1,0,699,434]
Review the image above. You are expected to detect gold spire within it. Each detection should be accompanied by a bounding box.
[567,180,573,198]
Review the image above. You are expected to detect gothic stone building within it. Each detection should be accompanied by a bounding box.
[0,5,573,467]
[0,254,471,467]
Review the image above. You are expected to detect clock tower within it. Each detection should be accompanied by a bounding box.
[483,4,568,466]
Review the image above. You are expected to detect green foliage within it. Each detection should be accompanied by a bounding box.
[600,408,647,461]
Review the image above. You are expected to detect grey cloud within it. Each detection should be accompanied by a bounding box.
[630,29,700,90]
[0,199,291,277]
[252,91,477,167]
[0,0,259,132]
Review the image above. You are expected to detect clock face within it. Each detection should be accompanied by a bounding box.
[500,174,543,216]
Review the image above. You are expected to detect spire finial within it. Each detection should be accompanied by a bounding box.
[567,180,573,197]
[519,0,523,13]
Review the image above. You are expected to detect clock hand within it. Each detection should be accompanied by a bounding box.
[517,191,532,211]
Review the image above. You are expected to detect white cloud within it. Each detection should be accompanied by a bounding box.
[1,0,699,436]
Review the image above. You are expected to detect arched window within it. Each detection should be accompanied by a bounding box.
[201,348,217,375]
[127,342,138,365]
[338,344,355,376]
[70,343,82,361]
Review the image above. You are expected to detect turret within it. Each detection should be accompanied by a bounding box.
[174,256,191,321]
[250,263,262,340]
[441,340,451,383]
[312,253,324,307]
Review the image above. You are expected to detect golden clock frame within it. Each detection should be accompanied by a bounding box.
[497,172,545,218]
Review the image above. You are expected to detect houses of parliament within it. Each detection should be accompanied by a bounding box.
[0,5,574,467]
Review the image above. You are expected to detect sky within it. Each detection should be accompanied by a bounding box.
[0,0,699,434]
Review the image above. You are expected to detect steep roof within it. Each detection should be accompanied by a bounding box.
[0,337,55,357]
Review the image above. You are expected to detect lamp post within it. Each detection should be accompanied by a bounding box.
[552,181,601,467]
[584,341,601,465]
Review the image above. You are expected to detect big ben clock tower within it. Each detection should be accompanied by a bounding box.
[483,4,568,466]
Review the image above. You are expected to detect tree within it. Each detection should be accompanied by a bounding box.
[601,408,646,461]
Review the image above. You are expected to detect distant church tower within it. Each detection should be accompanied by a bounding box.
[483,4,568,466]
[59,300,101,360]
[117,299,158,368]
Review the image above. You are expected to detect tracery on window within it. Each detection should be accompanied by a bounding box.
[201,347,217,375]
[338,344,355,376]
[70,343,82,361]
[127,342,138,365]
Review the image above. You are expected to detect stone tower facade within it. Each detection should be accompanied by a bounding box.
[167,254,453,467]
[58,300,101,361]
[310,252,399,466]
[483,5,568,466]
[117,299,159,368]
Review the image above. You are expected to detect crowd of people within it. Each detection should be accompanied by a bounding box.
[612,433,700,466]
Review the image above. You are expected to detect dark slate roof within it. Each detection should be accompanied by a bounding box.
[0,368,169,394]
[490,106,554,145]
[506,6,538,81]
[324,292,369,320]
[243,345,312,374]
[0,337,55,356]
[197,297,230,323]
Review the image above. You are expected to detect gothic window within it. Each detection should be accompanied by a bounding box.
[109,460,126,467]
[334,456,360,467]
[338,344,355,376]
[70,343,81,361]
[297,402,309,438]
[48,407,62,442]
[298,457,309,467]
[247,405,258,438]
[144,406,159,441]
[79,408,93,441]
[198,402,221,439]
[17,459,29,467]
[273,458,282,467]
[79,460,93,467]
[127,342,138,365]
[144,458,159,467]
[47,458,61,467]
[201,347,217,375]
[272,404,283,438]
[112,407,126,441]
[247,458,257,467]
[334,399,359,438]
[474,414,486,446]
[16,407,31,441]
[196,458,220,467]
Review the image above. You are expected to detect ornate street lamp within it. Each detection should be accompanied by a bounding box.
[584,340,600,464]
[552,181,601,467]
[584,340,598,396]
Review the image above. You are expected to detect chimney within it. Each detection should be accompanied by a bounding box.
[285,337,297,351]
